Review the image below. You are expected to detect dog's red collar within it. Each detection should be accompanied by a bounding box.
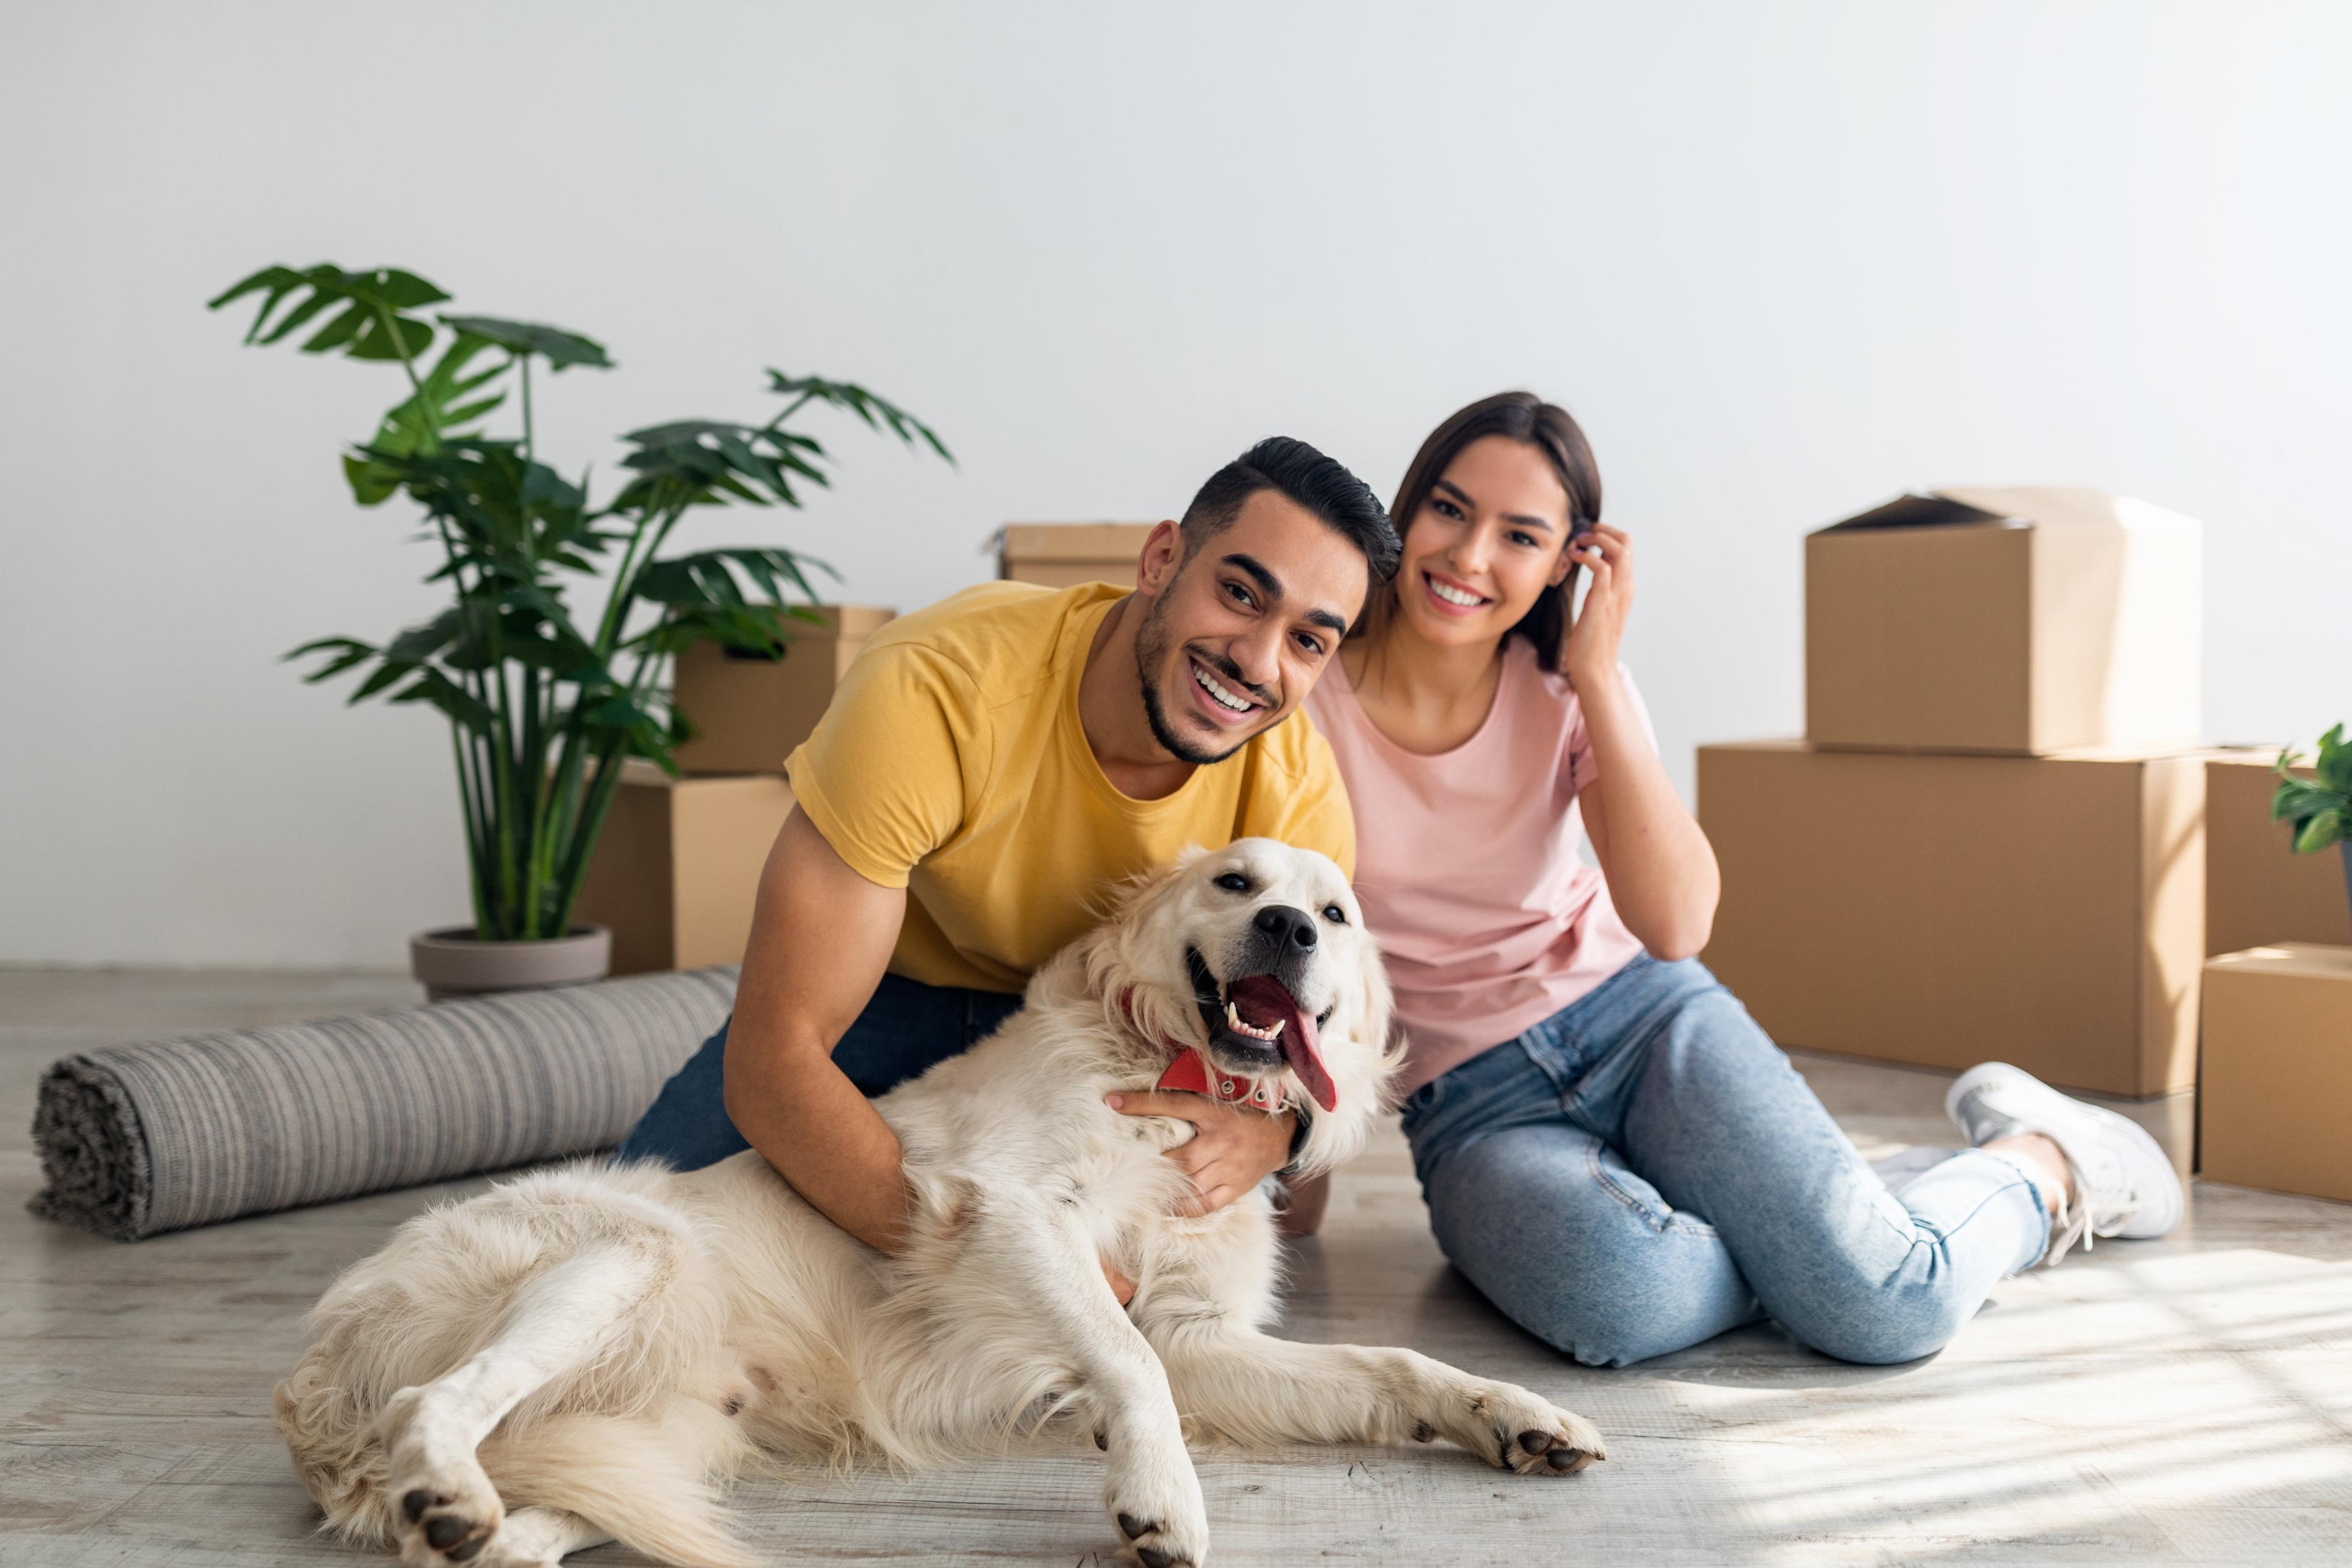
[1156,1046,1289,1112]
[1118,987,1291,1113]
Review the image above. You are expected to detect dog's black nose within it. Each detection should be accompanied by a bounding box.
[1254,903,1317,951]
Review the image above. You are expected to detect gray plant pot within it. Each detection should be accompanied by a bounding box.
[410,924,612,1003]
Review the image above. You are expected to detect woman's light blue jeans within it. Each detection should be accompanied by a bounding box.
[1400,955,2051,1367]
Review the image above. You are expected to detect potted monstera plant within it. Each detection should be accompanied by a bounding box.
[2273,723,2352,934]
[211,264,949,998]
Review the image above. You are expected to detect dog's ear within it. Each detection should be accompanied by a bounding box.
[1087,843,1207,928]
[1359,943,1396,1058]
[1341,932,1401,1107]
[1286,937,1401,1176]
[1076,850,1210,1047]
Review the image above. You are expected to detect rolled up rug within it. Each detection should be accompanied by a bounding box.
[28,967,736,1240]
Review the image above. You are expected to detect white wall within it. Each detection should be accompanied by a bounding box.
[4,1,2346,967]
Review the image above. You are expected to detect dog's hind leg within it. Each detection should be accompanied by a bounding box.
[465,1507,606,1568]
[379,1245,668,1567]
[1156,1325,1605,1477]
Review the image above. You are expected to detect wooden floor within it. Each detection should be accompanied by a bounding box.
[4,969,2348,1567]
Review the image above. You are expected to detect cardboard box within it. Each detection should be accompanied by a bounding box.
[2205,749,2352,956]
[999,522,1156,588]
[1806,486,2202,755]
[2201,943,2352,1202]
[669,606,894,775]
[1698,741,2204,1098]
[571,761,793,976]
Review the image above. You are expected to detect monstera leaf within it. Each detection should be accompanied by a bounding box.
[439,315,613,371]
[208,264,448,362]
[630,548,834,656]
[342,331,512,503]
[611,419,832,514]
[764,370,953,462]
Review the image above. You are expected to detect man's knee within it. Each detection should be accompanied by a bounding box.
[617,1022,743,1170]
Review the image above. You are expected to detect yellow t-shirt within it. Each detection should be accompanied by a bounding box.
[785,581,1356,993]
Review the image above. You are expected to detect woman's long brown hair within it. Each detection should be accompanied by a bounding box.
[1352,390,1603,674]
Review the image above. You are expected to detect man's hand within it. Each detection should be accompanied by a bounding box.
[1109,1091,1295,1215]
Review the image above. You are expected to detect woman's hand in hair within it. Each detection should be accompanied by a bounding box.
[1560,524,1634,692]
[1561,521,1722,960]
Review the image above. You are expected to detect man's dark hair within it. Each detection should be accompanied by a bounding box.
[1177,436,1401,584]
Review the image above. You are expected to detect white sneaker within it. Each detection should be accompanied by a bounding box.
[1945,1061,2184,1265]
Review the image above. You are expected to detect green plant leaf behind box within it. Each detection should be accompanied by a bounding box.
[2275,723,2352,857]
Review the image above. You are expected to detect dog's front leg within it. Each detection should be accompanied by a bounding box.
[1155,1324,1604,1477]
[978,1200,1208,1568]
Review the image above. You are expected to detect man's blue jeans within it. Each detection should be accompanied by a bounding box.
[617,973,1023,1170]
[1402,954,2051,1368]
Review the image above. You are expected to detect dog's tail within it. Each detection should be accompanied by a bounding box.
[481,1401,758,1568]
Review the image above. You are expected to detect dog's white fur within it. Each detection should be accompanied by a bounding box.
[276,840,1605,1568]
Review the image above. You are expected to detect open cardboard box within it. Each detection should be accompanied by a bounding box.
[1806,486,2202,755]
[998,522,1155,589]
[1698,740,2204,1099]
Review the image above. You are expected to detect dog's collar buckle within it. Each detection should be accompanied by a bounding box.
[1115,986,1289,1112]
[1155,1047,1287,1112]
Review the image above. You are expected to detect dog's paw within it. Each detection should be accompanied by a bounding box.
[1103,1439,1210,1567]
[380,1385,506,1564]
[1452,1382,1605,1477]
[1114,1507,1208,1568]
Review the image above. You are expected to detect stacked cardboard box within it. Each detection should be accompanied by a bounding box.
[571,760,796,976]
[1700,742,2203,1098]
[670,606,895,775]
[2204,750,2352,956]
[1801,487,2201,755]
[2200,943,2352,1202]
[1700,488,2207,1104]
[2199,752,2352,1204]
[1000,522,1156,588]
[578,605,893,976]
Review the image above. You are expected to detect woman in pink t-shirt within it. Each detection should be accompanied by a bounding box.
[1295,391,2182,1365]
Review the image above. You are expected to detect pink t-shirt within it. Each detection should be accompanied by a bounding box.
[1305,641,1651,1093]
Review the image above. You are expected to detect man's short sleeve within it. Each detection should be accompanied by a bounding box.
[1257,724,1358,880]
[784,643,979,889]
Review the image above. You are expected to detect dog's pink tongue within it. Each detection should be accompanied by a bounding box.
[1227,974,1336,1112]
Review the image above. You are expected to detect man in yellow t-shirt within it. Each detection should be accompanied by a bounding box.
[620,437,1400,1264]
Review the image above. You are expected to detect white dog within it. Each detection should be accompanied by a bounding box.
[276,839,1605,1568]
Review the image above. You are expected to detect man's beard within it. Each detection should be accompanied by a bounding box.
[1134,593,1260,767]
